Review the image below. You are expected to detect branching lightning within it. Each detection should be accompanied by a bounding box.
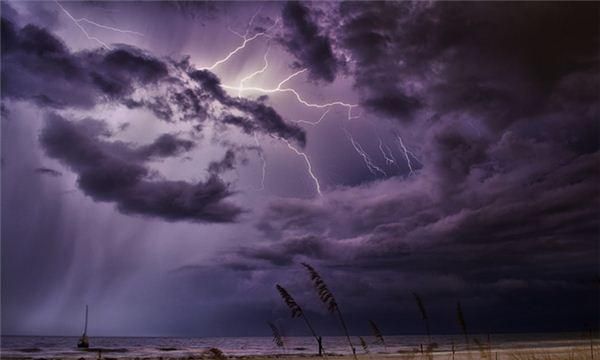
[211,12,359,195]
[345,130,387,177]
[253,133,267,191]
[282,139,322,196]
[395,134,421,176]
[75,18,144,37]
[293,109,331,126]
[238,45,271,97]
[200,13,280,71]
[222,68,359,121]
[378,138,397,166]
[55,1,143,49]
[53,2,425,199]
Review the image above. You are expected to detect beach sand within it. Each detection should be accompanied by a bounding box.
[1,345,598,360]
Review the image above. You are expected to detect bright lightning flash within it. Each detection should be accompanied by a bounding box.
[282,139,322,196]
[55,1,143,49]
[222,68,359,121]
[395,134,421,176]
[253,133,267,191]
[378,138,397,166]
[200,12,280,71]
[345,130,387,177]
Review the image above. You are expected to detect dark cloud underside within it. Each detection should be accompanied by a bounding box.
[40,114,242,223]
[280,1,340,83]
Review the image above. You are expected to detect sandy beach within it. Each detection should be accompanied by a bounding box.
[1,345,598,360]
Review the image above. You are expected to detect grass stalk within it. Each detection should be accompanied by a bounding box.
[302,263,358,360]
[276,284,326,357]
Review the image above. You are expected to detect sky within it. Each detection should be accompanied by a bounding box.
[1,1,599,337]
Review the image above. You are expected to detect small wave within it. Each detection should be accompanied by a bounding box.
[84,347,129,353]
[158,347,178,351]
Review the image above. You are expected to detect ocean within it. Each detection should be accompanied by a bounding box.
[0,333,595,359]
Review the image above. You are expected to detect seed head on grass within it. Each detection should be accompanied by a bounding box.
[301,262,357,360]
[456,301,471,359]
[413,293,428,321]
[473,338,488,359]
[268,322,285,348]
[276,284,303,318]
[413,292,431,341]
[369,320,385,347]
[301,263,338,313]
[274,284,325,356]
[359,336,369,354]
[457,301,468,338]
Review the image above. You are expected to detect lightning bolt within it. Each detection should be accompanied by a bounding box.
[282,139,322,196]
[196,10,328,196]
[200,14,280,71]
[378,138,397,166]
[55,1,143,49]
[395,134,421,176]
[194,8,363,196]
[238,45,271,97]
[222,68,359,121]
[253,133,267,191]
[293,109,331,126]
[345,130,387,177]
[75,18,144,37]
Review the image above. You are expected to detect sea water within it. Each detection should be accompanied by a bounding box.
[0,333,595,359]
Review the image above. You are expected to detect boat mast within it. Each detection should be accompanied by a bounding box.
[83,305,88,336]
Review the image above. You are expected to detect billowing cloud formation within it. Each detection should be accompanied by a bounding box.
[0,15,308,222]
[279,1,340,83]
[0,17,306,145]
[137,134,195,159]
[238,1,600,272]
[1,1,599,336]
[336,2,599,124]
[40,113,242,223]
[185,68,306,145]
[212,0,600,330]
[34,167,62,177]
[1,19,167,108]
[241,134,598,329]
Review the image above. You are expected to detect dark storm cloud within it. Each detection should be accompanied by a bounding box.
[225,97,306,146]
[279,1,340,83]
[137,133,195,159]
[2,1,599,336]
[234,234,330,267]
[228,1,600,330]
[162,1,219,21]
[222,115,256,135]
[0,2,19,25]
[245,142,598,331]
[0,12,307,224]
[39,113,242,223]
[1,17,306,145]
[207,149,236,175]
[184,67,307,145]
[336,1,599,124]
[1,19,168,108]
[251,123,599,278]
[34,167,62,177]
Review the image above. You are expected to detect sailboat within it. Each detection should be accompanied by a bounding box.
[77,305,90,348]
